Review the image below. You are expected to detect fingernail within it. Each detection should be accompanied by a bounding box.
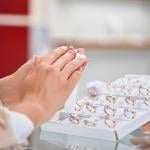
[68,46,74,50]
[61,46,68,49]
[76,53,87,60]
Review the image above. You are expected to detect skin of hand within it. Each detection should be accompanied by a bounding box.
[0,58,36,106]
[143,122,150,133]
[0,46,87,127]
[0,46,87,107]
[131,136,150,150]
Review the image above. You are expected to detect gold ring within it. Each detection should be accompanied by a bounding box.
[69,115,80,125]
[144,98,150,107]
[125,97,135,106]
[86,102,97,113]
[104,117,116,128]
[139,86,149,96]
[84,119,97,127]
[106,96,116,104]
[104,105,116,116]
[124,108,136,119]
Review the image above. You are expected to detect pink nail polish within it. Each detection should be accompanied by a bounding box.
[76,53,87,60]
[61,46,68,49]
[68,46,74,50]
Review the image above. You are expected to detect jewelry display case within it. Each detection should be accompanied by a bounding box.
[42,74,150,141]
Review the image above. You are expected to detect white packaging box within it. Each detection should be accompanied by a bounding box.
[42,76,150,142]
[42,109,150,141]
[41,128,136,150]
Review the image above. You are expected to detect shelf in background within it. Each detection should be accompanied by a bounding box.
[52,38,150,49]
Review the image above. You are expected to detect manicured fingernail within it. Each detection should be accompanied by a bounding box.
[76,53,87,60]
[61,46,68,49]
[68,46,74,50]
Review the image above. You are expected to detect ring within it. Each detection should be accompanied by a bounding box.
[86,102,97,113]
[124,108,136,119]
[74,101,83,111]
[88,95,99,101]
[104,117,116,128]
[139,86,149,96]
[104,105,116,116]
[125,97,135,106]
[87,87,99,98]
[84,119,97,127]
[69,115,80,124]
[106,96,116,104]
[144,98,150,107]
[121,87,130,95]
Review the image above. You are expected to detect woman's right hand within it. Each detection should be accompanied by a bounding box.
[11,46,87,127]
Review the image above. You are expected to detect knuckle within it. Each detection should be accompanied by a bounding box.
[68,50,75,57]
[53,46,68,55]
[52,50,60,57]
[60,57,66,63]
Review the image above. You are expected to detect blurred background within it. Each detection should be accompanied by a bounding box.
[0,0,150,97]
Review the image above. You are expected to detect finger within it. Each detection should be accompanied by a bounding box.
[77,48,85,55]
[68,70,81,89]
[43,46,69,64]
[80,58,88,71]
[131,138,147,145]
[139,143,150,149]
[62,54,87,80]
[53,49,76,71]
[143,122,150,132]
[77,48,88,71]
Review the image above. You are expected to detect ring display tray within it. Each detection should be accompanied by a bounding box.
[42,75,150,141]
[42,104,150,141]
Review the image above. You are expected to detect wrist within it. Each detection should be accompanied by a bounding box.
[0,75,13,104]
[9,100,50,127]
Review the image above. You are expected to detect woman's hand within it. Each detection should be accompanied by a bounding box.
[131,136,150,150]
[143,123,150,133]
[8,46,87,126]
[0,58,36,106]
[0,46,86,107]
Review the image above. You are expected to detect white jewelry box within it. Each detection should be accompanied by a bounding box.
[42,76,150,141]
[42,101,150,141]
